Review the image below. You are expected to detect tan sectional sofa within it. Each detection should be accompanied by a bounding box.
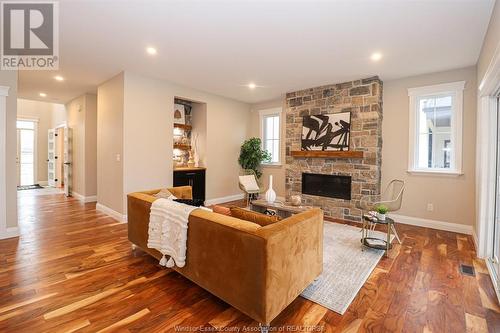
[127,186,324,325]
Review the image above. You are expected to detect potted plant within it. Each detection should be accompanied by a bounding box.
[238,138,271,179]
[376,204,389,221]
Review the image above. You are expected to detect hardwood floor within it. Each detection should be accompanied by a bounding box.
[0,193,499,332]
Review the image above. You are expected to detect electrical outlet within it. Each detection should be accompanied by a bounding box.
[427,203,434,212]
[116,154,121,162]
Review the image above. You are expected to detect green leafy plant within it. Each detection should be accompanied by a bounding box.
[238,138,271,179]
[376,204,389,215]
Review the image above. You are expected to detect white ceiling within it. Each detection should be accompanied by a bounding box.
[18,0,495,104]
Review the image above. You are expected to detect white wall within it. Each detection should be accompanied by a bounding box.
[17,99,66,183]
[382,66,477,227]
[191,102,207,167]
[97,73,124,213]
[0,71,18,233]
[122,72,250,213]
[66,93,97,198]
[478,0,500,84]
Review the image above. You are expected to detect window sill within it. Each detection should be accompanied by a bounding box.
[261,163,282,168]
[407,169,464,177]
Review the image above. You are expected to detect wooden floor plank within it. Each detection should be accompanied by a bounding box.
[0,193,497,332]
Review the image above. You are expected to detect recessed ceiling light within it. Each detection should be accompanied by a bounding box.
[146,47,157,55]
[248,83,257,89]
[39,92,47,97]
[371,52,382,62]
[54,75,64,81]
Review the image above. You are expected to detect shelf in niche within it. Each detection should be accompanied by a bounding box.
[174,144,191,151]
[174,123,192,131]
[290,150,364,158]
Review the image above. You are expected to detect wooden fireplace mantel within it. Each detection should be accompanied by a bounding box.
[290,150,364,158]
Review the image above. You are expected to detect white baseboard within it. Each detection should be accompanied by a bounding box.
[389,213,473,235]
[0,226,19,240]
[72,192,97,203]
[205,193,245,206]
[37,180,48,186]
[96,203,127,222]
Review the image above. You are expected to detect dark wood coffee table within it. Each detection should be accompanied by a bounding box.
[250,199,314,218]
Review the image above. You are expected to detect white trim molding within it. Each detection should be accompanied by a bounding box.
[72,192,97,203]
[389,213,473,235]
[0,86,10,239]
[96,203,127,222]
[407,81,465,175]
[204,193,245,206]
[476,42,500,260]
[0,227,19,240]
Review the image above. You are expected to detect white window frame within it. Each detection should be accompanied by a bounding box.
[259,107,282,166]
[407,81,465,176]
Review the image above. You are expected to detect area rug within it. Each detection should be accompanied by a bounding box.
[17,184,43,191]
[301,222,393,315]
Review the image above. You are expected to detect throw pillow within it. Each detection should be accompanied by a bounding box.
[154,188,177,200]
[230,207,280,227]
[213,205,232,216]
[239,175,260,191]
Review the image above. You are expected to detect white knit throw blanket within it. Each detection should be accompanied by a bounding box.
[147,198,198,268]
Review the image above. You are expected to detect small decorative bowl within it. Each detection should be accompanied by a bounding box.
[290,195,302,206]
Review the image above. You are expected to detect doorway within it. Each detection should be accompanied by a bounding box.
[16,120,37,186]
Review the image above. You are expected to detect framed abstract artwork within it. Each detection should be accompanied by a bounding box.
[301,112,351,151]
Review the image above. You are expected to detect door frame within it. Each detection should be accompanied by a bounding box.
[16,117,38,186]
[477,43,500,302]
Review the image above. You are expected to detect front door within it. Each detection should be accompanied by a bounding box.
[63,127,72,196]
[16,120,36,186]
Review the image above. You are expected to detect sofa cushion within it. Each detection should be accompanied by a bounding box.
[213,205,232,216]
[230,207,280,227]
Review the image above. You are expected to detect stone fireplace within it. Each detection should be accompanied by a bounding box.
[285,77,383,221]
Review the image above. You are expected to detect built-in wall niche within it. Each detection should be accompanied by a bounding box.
[172,98,207,169]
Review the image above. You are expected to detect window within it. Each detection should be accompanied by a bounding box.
[408,81,465,175]
[260,108,281,164]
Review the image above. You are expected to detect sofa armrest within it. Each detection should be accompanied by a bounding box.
[168,186,193,199]
[127,192,156,250]
[256,208,324,324]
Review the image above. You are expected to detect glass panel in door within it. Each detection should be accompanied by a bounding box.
[18,128,35,186]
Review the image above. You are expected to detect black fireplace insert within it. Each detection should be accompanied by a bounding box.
[301,173,351,200]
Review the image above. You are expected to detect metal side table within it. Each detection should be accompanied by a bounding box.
[361,215,395,256]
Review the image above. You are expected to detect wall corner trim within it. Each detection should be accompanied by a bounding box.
[71,192,97,203]
[472,228,481,257]
[0,227,19,240]
[389,213,473,235]
[96,203,127,223]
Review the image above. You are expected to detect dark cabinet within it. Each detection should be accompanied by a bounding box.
[173,169,206,202]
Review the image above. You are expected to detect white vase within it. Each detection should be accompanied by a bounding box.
[265,175,277,204]
[377,212,386,221]
[194,151,200,167]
